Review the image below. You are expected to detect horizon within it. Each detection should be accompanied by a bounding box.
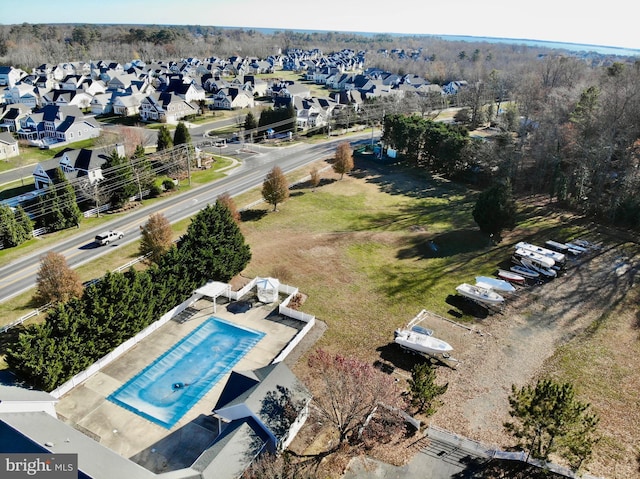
[1,0,639,51]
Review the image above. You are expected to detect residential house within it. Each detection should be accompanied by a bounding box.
[139,92,198,123]
[212,88,254,110]
[40,104,101,144]
[0,103,32,132]
[164,78,206,103]
[32,144,124,190]
[0,66,26,87]
[442,80,468,95]
[4,83,39,107]
[112,93,145,116]
[17,110,45,140]
[213,362,312,455]
[0,131,19,159]
[89,93,112,115]
[42,89,93,109]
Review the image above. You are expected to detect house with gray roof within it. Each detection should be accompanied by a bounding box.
[0,131,19,159]
[0,363,310,479]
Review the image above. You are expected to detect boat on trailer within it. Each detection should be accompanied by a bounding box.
[516,242,566,265]
[510,264,540,279]
[497,269,527,285]
[475,276,516,293]
[455,283,505,305]
[521,259,556,278]
[394,328,453,356]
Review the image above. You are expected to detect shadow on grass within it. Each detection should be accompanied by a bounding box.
[397,229,489,260]
[240,209,268,222]
[351,155,475,200]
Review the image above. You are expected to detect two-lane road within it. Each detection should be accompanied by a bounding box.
[0,134,376,304]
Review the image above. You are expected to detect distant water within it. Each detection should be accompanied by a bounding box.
[228,26,640,57]
[434,34,640,57]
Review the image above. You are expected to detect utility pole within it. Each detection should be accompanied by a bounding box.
[185,144,192,186]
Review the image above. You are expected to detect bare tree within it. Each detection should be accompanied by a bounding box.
[309,167,321,190]
[139,212,174,263]
[217,192,241,223]
[35,251,83,304]
[261,166,289,211]
[332,142,354,180]
[305,349,407,451]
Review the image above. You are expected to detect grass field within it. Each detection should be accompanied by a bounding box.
[0,152,637,477]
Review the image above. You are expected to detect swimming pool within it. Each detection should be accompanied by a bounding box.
[107,317,265,429]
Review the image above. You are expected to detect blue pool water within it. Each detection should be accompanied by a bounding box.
[107,317,265,429]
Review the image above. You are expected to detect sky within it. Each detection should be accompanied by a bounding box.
[1,0,639,51]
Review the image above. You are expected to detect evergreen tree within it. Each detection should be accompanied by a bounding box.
[0,204,31,248]
[101,149,137,208]
[261,166,289,211]
[52,168,82,228]
[173,121,192,146]
[133,144,146,158]
[176,202,251,284]
[407,362,448,416]
[472,179,516,241]
[244,111,257,134]
[157,125,173,151]
[14,206,33,244]
[505,379,600,469]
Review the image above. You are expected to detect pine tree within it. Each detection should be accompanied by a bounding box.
[407,362,448,416]
[14,206,34,244]
[504,378,600,468]
[157,125,173,151]
[261,166,289,211]
[472,179,516,242]
[244,111,257,134]
[101,149,137,208]
[173,121,192,146]
[176,202,251,284]
[0,204,25,248]
[52,168,82,228]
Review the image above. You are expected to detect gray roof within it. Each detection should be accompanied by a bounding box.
[191,418,269,479]
[0,384,57,403]
[214,362,312,442]
[0,411,155,479]
[0,131,17,146]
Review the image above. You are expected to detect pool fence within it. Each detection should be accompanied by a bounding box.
[49,278,315,399]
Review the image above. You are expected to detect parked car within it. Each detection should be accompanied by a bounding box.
[94,230,124,246]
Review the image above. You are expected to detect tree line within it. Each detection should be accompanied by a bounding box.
[5,201,251,391]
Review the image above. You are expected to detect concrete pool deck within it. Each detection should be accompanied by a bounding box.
[54,296,305,472]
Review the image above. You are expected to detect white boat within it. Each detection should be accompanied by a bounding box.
[497,269,526,285]
[475,276,516,293]
[516,242,565,265]
[513,248,556,269]
[394,328,453,355]
[521,259,556,278]
[510,264,540,279]
[455,283,505,305]
[545,240,570,254]
[565,242,587,254]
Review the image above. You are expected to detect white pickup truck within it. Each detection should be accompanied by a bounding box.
[94,230,124,246]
